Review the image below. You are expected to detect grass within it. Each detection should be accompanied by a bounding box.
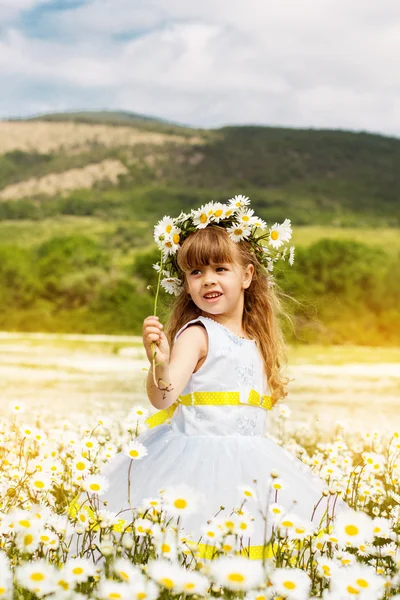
[1,218,399,255]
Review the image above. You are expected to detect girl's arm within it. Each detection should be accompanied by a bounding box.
[143,317,207,410]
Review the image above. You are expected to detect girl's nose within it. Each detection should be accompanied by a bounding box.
[203,271,216,286]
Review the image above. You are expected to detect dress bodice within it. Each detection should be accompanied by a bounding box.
[168,315,271,437]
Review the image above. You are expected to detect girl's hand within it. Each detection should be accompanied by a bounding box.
[142,316,170,366]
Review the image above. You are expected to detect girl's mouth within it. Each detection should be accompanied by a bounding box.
[203,292,223,303]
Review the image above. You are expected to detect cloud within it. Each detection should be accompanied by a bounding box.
[0,0,52,22]
[0,0,399,135]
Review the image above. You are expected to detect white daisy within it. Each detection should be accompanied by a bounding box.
[72,457,90,474]
[222,204,237,219]
[133,517,157,536]
[268,503,286,523]
[270,567,311,599]
[269,219,292,249]
[160,277,183,296]
[113,558,142,583]
[9,400,26,414]
[330,562,385,598]
[31,472,52,493]
[192,202,215,229]
[227,223,252,242]
[162,484,204,517]
[154,216,176,247]
[161,228,181,256]
[130,579,159,600]
[208,555,264,592]
[83,474,110,496]
[236,208,255,226]
[147,558,187,593]
[333,509,375,547]
[127,405,149,422]
[199,521,223,543]
[64,558,97,583]
[238,484,258,502]
[16,560,57,598]
[210,201,226,222]
[123,440,148,460]
[180,570,210,596]
[252,216,267,229]
[154,528,178,559]
[316,556,338,579]
[228,194,251,209]
[97,579,131,600]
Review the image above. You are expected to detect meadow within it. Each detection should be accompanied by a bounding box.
[0,333,399,599]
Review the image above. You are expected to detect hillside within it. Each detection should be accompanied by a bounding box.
[0,112,398,344]
[0,113,398,226]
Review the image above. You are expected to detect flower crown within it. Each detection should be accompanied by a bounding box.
[153,195,295,296]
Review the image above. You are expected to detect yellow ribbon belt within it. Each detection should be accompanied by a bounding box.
[145,389,273,429]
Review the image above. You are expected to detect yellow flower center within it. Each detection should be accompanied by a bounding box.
[24,534,34,545]
[166,225,172,233]
[228,573,245,583]
[200,214,208,223]
[119,571,129,581]
[129,450,139,458]
[214,209,223,217]
[244,490,252,496]
[73,567,84,575]
[234,228,243,236]
[174,498,187,509]
[185,583,195,590]
[161,543,171,552]
[284,581,296,590]
[242,215,250,221]
[34,481,45,489]
[109,594,122,599]
[281,520,294,527]
[90,483,101,492]
[31,573,45,582]
[19,519,31,528]
[356,579,369,588]
[173,233,180,244]
[76,462,86,470]
[160,578,174,589]
[58,580,69,590]
[271,230,279,240]
[346,585,360,594]
[345,524,359,536]
[207,531,215,537]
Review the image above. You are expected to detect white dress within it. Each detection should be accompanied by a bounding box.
[79,315,349,559]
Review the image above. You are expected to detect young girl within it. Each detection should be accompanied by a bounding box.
[71,196,349,560]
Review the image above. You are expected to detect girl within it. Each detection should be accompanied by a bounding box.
[71,196,349,561]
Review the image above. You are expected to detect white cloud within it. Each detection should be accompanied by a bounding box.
[0,0,399,135]
[0,0,52,21]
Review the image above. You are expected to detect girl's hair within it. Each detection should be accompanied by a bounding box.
[164,226,291,405]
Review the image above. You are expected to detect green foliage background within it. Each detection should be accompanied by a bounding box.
[0,115,399,345]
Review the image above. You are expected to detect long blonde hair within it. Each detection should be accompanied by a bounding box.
[164,226,291,404]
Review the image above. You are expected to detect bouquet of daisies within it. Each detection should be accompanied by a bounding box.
[152,195,295,297]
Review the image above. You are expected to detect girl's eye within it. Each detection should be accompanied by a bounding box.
[190,267,227,275]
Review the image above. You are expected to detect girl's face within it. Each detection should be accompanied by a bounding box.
[185,258,254,318]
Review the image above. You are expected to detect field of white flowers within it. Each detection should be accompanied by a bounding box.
[0,394,399,600]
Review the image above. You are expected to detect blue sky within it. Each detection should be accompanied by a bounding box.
[0,0,399,136]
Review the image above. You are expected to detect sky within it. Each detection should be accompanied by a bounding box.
[0,0,399,136]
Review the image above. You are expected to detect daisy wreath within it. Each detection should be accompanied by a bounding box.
[148,195,295,393]
[153,194,295,296]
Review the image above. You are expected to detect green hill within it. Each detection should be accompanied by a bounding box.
[0,112,398,343]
